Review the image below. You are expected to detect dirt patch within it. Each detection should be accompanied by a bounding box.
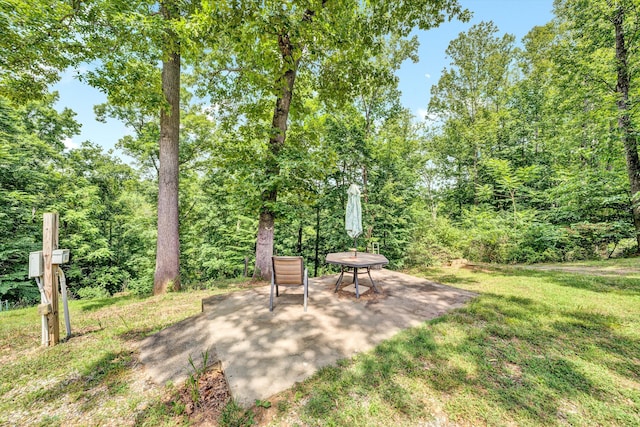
[328,272,390,302]
[250,389,301,426]
[178,362,231,426]
[517,264,640,276]
[461,263,495,274]
[174,363,284,426]
[462,262,640,277]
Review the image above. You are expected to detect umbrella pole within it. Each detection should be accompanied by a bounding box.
[354,237,357,257]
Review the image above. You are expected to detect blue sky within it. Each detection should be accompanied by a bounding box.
[53,0,554,154]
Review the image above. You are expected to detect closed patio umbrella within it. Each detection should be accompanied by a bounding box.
[345,183,362,256]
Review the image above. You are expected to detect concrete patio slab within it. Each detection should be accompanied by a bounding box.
[139,269,476,407]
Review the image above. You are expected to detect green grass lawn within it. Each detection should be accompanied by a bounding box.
[531,256,640,269]
[0,287,240,426]
[1,265,639,426]
[268,264,640,426]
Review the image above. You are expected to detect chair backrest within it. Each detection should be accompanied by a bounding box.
[272,256,304,285]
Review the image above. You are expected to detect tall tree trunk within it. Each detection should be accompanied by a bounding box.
[613,7,640,251]
[255,209,275,279]
[254,2,326,279]
[253,35,298,280]
[154,6,181,293]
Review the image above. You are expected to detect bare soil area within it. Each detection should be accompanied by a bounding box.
[178,363,231,426]
[517,263,640,276]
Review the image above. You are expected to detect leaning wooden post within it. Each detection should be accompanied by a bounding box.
[43,213,60,346]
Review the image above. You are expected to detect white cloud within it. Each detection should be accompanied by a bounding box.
[425,73,431,79]
[63,137,79,150]
[415,108,443,124]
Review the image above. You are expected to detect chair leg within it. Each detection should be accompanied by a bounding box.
[303,271,308,312]
[270,279,275,312]
[304,281,309,311]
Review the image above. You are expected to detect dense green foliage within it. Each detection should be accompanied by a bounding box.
[0,94,155,303]
[414,0,640,265]
[1,0,638,304]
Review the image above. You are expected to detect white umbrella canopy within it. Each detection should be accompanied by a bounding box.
[345,183,362,255]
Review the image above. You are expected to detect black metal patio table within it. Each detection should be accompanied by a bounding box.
[325,252,389,298]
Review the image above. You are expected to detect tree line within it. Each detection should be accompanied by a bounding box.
[0,0,638,305]
[423,1,640,264]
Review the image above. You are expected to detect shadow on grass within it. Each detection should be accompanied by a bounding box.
[548,272,640,296]
[553,309,640,383]
[292,292,638,426]
[78,294,139,312]
[119,325,160,342]
[410,267,480,286]
[464,264,640,296]
[26,349,136,417]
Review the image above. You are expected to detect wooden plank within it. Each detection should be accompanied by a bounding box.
[43,213,59,346]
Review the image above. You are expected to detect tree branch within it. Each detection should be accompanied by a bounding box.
[584,72,617,94]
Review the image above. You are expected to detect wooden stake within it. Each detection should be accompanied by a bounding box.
[43,213,59,346]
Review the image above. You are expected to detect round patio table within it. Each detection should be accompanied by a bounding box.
[325,252,389,298]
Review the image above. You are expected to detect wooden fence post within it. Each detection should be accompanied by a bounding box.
[43,213,60,346]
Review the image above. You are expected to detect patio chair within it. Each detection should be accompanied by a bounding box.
[270,256,308,312]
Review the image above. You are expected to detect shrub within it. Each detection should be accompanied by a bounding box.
[566,221,633,259]
[76,286,109,300]
[619,239,639,257]
[405,215,464,267]
[507,222,567,263]
[460,208,515,263]
[126,276,153,296]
